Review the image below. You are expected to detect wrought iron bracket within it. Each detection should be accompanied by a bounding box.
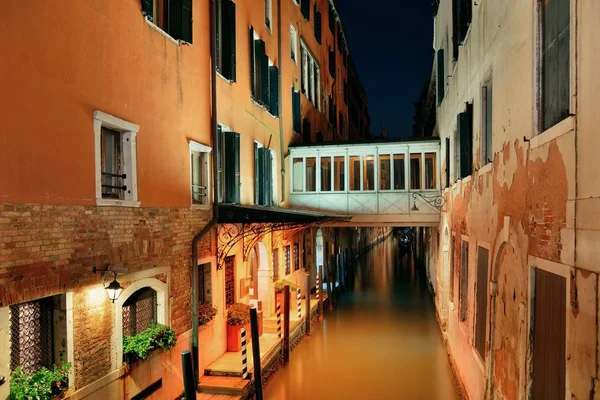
[412,190,447,212]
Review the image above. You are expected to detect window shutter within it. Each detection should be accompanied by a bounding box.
[292,88,301,133]
[302,118,311,143]
[233,132,241,203]
[224,131,234,203]
[261,54,269,106]
[269,65,279,116]
[457,105,473,178]
[445,137,451,187]
[452,0,459,60]
[250,26,256,98]
[229,0,236,82]
[142,0,153,21]
[264,150,273,206]
[181,0,193,43]
[314,9,322,44]
[301,0,310,21]
[459,0,472,43]
[437,49,445,105]
[254,143,260,204]
[217,126,223,203]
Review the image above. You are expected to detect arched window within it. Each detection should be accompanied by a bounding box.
[122,287,157,337]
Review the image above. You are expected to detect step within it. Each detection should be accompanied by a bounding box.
[198,375,250,397]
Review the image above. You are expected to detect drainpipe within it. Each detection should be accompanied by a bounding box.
[191,0,219,383]
[277,0,285,203]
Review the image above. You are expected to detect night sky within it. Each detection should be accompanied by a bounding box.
[336,1,434,138]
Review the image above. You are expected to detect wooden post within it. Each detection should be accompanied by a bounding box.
[283,285,290,363]
[181,350,197,400]
[250,307,263,400]
[326,257,333,311]
[305,273,311,335]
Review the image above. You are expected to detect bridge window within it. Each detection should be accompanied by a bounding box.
[306,157,317,192]
[334,156,345,191]
[321,157,332,191]
[363,156,375,191]
[349,156,361,191]
[410,154,422,190]
[393,155,406,190]
[379,155,391,191]
[425,153,437,189]
[293,158,303,192]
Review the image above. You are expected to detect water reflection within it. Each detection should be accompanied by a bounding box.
[264,236,460,400]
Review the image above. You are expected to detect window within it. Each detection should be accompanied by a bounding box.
[225,256,235,307]
[272,248,280,281]
[437,49,445,105]
[250,27,278,113]
[334,156,345,191]
[292,158,304,192]
[265,0,272,31]
[306,157,317,192]
[328,47,336,77]
[410,154,422,190]
[482,82,493,165]
[457,103,473,179]
[424,153,436,189]
[451,0,471,60]
[292,87,301,133]
[216,126,240,204]
[123,287,158,337]
[215,0,236,81]
[190,141,211,206]
[198,263,212,304]
[10,297,55,373]
[393,155,406,190]
[349,156,360,191]
[379,155,391,190]
[450,233,455,300]
[300,41,320,108]
[290,25,298,63]
[321,157,332,191]
[459,240,469,321]
[141,0,193,43]
[475,246,489,360]
[540,0,570,131]
[363,156,375,191]
[284,245,291,275]
[254,142,274,206]
[314,5,322,44]
[301,0,310,20]
[94,111,140,207]
[293,242,300,271]
[445,138,451,188]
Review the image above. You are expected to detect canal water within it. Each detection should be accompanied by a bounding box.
[264,236,460,400]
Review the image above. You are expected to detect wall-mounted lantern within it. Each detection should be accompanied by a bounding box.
[93,265,124,302]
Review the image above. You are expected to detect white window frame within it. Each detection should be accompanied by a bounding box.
[300,40,320,108]
[93,111,140,207]
[265,0,273,32]
[290,25,298,64]
[189,141,212,209]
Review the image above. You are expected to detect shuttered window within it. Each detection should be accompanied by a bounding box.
[451,0,459,60]
[541,0,570,131]
[314,6,322,44]
[437,49,445,105]
[254,145,273,206]
[217,0,237,81]
[457,103,473,179]
[292,87,301,133]
[250,27,276,112]
[445,137,451,188]
[457,0,472,43]
[269,65,279,116]
[290,25,298,63]
[301,0,310,21]
[141,0,193,43]
[219,130,240,204]
[459,240,469,322]
[475,246,489,360]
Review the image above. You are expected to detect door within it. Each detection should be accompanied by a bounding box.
[532,268,566,399]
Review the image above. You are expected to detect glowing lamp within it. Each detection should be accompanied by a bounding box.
[105,276,123,302]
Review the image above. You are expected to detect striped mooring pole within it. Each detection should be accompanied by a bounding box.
[297,285,302,320]
[316,273,320,303]
[241,327,248,379]
[276,301,282,339]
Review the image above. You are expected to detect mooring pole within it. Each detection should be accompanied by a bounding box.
[283,284,290,363]
[181,350,197,400]
[325,259,333,311]
[305,272,311,335]
[250,307,263,400]
[317,265,323,318]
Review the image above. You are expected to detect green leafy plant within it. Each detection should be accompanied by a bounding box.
[10,362,71,400]
[227,303,251,326]
[274,279,297,293]
[198,302,217,326]
[123,323,177,361]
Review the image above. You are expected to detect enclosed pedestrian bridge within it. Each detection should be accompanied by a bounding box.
[288,137,442,227]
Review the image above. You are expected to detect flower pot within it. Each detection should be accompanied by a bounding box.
[227,323,251,352]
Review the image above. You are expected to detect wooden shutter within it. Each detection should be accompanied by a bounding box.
[457,105,472,178]
[314,8,322,44]
[301,0,310,21]
[452,0,459,60]
[437,49,445,105]
[181,0,193,43]
[475,246,489,360]
[250,26,256,98]
[216,126,223,203]
[229,0,236,82]
[292,88,301,133]
[264,150,273,205]
[254,143,260,204]
[141,0,153,20]
[458,0,471,43]
[445,137,450,188]
[233,132,240,203]
[224,131,240,203]
[269,65,279,116]
[261,53,269,106]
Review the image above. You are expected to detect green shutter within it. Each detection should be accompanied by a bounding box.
[217,126,223,203]
[224,131,235,203]
[229,0,236,82]
[257,147,266,205]
[458,104,473,178]
[269,65,279,116]
[314,9,322,44]
[437,49,445,105]
[234,133,240,203]
[250,26,256,98]
[142,0,153,20]
[181,0,193,43]
[260,51,269,105]
[292,88,301,133]
[254,143,260,204]
[452,0,459,60]
[168,0,183,40]
[264,150,273,206]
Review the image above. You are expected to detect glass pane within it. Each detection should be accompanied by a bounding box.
[334,156,345,191]
[425,153,436,189]
[410,154,422,190]
[306,157,316,191]
[101,128,122,199]
[293,158,303,192]
[349,156,360,190]
[393,155,405,190]
[363,156,375,191]
[379,155,391,190]
[192,153,202,204]
[321,157,332,191]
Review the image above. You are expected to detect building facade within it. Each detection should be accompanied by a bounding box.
[430,0,600,399]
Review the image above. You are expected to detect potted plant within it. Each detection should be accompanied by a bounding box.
[123,323,177,362]
[10,362,71,400]
[198,303,218,327]
[274,279,297,311]
[226,303,251,352]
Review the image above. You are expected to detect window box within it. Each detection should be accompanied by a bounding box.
[10,362,71,400]
[122,324,177,363]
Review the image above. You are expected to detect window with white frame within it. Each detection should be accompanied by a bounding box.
[189,141,212,206]
[253,141,274,206]
[300,40,320,109]
[122,287,157,338]
[290,25,298,63]
[265,0,272,31]
[93,111,140,207]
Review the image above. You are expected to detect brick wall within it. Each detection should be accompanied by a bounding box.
[0,203,212,388]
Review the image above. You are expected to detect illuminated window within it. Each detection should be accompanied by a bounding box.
[349,156,360,191]
[306,157,317,192]
[424,153,436,189]
[293,158,303,192]
[334,156,345,191]
[410,154,422,190]
[123,287,157,337]
[363,156,375,191]
[321,157,332,191]
[379,155,391,190]
[393,155,405,190]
